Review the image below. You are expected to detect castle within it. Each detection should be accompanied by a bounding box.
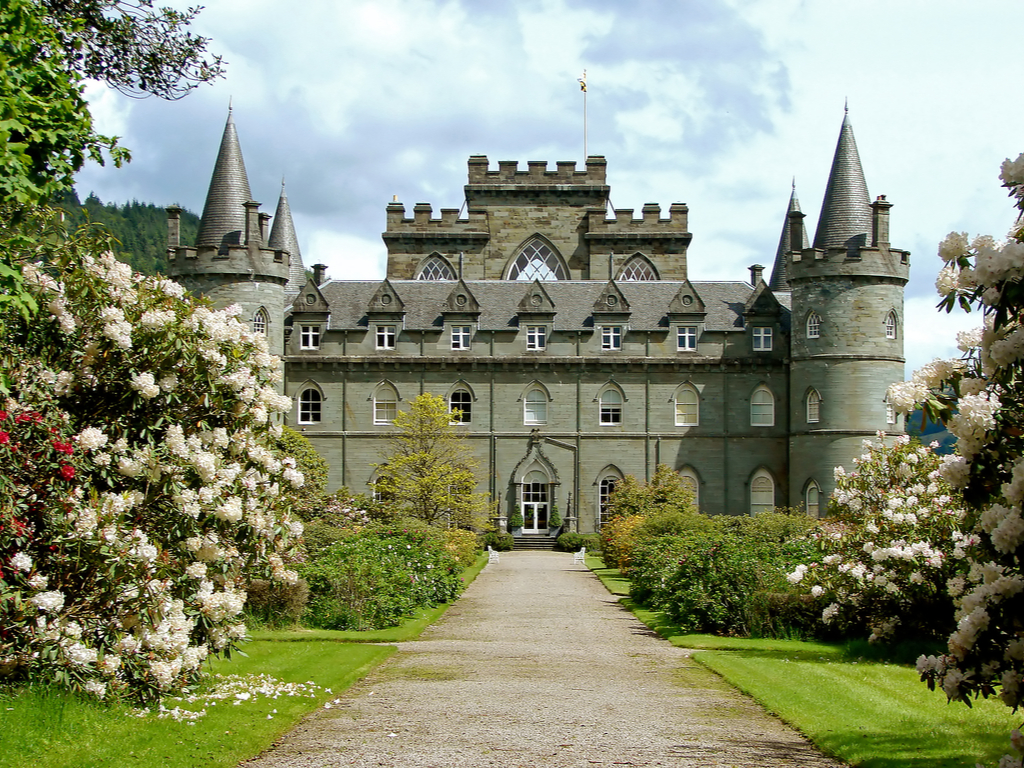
[168,109,909,532]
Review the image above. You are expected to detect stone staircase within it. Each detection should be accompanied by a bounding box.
[513,534,558,551]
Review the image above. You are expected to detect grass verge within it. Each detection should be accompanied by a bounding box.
[586,555,1023,768]
[0,552,490,768]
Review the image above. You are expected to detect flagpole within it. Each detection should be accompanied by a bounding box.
[579,69,587,160]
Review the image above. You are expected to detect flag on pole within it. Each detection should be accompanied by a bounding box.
[578,69,587,92]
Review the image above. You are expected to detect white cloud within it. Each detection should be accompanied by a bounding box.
[903,295,981,378]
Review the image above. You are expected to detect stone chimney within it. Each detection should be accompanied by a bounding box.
[312,264,328,285]
[749,264,764,286]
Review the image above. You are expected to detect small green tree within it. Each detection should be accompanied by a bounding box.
[374,394,491,528]
[604,464,698,519]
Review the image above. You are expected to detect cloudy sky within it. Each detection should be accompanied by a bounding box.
[77,0,1024,375]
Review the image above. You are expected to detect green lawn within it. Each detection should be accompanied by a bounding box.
[587,556,1023,768]
[0,553,490,768]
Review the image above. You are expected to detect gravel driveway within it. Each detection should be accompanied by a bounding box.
[242,551,843,767]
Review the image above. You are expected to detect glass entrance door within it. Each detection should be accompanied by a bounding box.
[521,481,549,533]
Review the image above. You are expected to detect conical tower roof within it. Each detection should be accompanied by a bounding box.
[769,184,807,292]
[813,110,872,250]
[269,181,306,292]
[195,108,253,249]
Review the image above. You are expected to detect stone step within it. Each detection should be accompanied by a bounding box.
[513,534,559,551]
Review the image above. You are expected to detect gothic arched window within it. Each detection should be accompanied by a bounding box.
[751,385,775,427]
[599,389,623,425]
[806,389,821,424]
[806,312,821,339]
[298,388,322,424]
[524,388,548,425]
[449,388,472,424]
[253,307,269,336]
[618,255,658,281]
[679,467,700,508]
[599,476,618,528]
[675,385,699,426]
[805,480,821,517]
[750,470,775,515]
[373,384,398,425]
[885,310,898,339]
[506,239,567,281]
[416,255,456,280]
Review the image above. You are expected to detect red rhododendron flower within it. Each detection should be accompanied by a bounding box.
[59,465,75,481]
[52,441,74,455]
[0,432,8,445]
[0,410,7,420]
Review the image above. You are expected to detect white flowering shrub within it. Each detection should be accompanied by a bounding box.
[788,435,967,643]
[889,154,1024,766]
[0,214,304,702]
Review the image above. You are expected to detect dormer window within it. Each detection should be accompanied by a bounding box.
[376,325,396,350]
[526,325,547,350]
[677,326,698,351]
[300,325,320,350]
[451,325,472,350]
[752,326,772,351]
[601,326,622,350]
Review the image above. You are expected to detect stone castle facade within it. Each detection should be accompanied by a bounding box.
[169,108,909,532]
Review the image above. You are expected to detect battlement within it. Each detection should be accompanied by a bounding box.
[466,156,607,186]
[167,243,291,284]
[587,203,690,234]
[383,203,490,235]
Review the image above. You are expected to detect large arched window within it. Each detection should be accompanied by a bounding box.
[298,388,322,424]
[416,255,456,280]
[805,480,821,517]
[599,389,623,425]
[252,307,269,336]
[524,388,548,425]
[750,470,775,515]
[449,388,472,424]
[373,384,398,425]
[751,385,775,427]
[618,255,659,281]
[521,469,550,531]
[674,384,699,426]
[806,389,821,424]
[506,239,568,281]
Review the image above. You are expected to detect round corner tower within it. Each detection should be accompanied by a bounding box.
[166,109,296,359]
[786,113,910,511]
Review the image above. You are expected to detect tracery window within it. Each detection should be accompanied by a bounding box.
[507,239,567,281]
[885,311,898,339]
[807,312,821,339]
[416,255,456,280]
[618,255,658,281]
[252,307,269,336]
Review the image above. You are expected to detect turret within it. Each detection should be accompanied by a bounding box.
[768,183,806,292]
[167,108,290,357]
[786,110,910,513]
[269,180,307,296]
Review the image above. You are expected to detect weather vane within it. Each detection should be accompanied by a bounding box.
[578,69,588,160]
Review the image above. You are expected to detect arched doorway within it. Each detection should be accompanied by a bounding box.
[521,469,550,532]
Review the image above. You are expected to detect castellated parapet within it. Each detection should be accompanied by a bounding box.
[466,155,607,186]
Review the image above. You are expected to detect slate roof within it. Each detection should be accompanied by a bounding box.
[196,109,253,250]
[268,182,306,293]
[813,111,872,250]
[769,187,807,292]
[314,280,771,333]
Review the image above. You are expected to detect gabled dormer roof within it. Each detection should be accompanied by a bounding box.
[269,181,305,293]
[196,108,253,250]
[517,280,556,315]
[368,279,406,314]
[813,109,872,251]
[769,185,807,292]
[667,279,706,316]
[292,278,329,314]
[591,280,631,315]
[743,280,783,318]
[442,280,481,315]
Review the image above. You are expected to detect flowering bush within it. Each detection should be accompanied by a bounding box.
[0,213,304,702]
[300,525,463,630]
[787,435,967,643]
[889,154,1024,766]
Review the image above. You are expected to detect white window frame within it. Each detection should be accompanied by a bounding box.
[449,389,472,424]
[807,312,821,339]
[526,325,547,350]
[751,386,775,427]
[886,400,897,425]
[806,389,821,424]
[599,476,618,528]
[299,324,321,350]
[677,326,698,351]
[375,325,397,350]
[752,326,773,351]
[675,386,699,426]
[253,308,269,336]
[599,389,623,425]
[451,325,472,351]
[374,388,398,425]
[601,326,622,351]
[523,389,548,425]
[298,388,322,424]
[750,471,774,515]
[885,311,898,340]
